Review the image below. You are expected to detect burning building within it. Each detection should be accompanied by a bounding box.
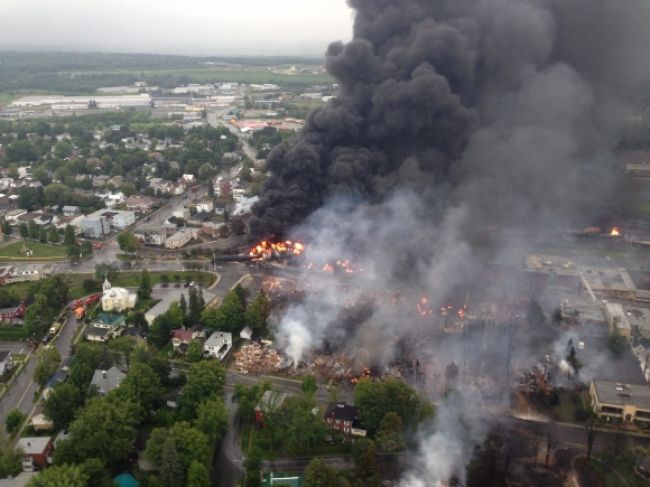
[245,0,650,484]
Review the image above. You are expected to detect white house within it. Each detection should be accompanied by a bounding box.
[195,199,214,213]
[204,331,232,361]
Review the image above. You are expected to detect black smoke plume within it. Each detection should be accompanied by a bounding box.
[249,0,650,239]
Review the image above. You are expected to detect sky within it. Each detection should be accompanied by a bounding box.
[0,0,354,57]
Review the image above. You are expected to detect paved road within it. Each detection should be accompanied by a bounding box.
[0,304,82,434]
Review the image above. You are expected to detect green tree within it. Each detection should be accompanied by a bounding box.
[47,227,60,244]
[117,362,162,420]
[79,458,113,487]
[117,231,139,254]
[244,447,262,487]
[94,263,118,282]
[376,412,404,452]
[1,219,12,236]
[188,288,202,325]
[145,422,210,475]
[263,395,326,455]
[38,226,48,243]
[186,460,210,487]
[59,396,138,466]
[0,446,22,477]
[354,377,432,437]
[148,302,185,349]
[301,375,318,396]
[64,224,76,246]
[28,220,39,240]
[43,383,82,430]
[186,340,203,363]
[138,269,152,299]
[34,346,61,387]
[304,458,340,487]
[178,360,226,420]
[5,409,26,435]
[245,291,270,334]
[19,222,28,239]
[195,396,228,443]
[160,438,183,487]
[201,288,245,334]
[26,464,88,487]
[179,292,187,317]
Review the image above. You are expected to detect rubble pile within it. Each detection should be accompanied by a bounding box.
[234,342,288,374]
[261,277,301,303]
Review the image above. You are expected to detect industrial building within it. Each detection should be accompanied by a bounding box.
[10,94,152,109]
[164,229,197,250]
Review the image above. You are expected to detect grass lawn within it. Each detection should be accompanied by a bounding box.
[3,270,217,301]
[553,390,589,423]
[592,451,650,487]
[0,241,65,261]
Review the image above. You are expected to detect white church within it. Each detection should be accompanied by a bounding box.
[101,278,137,312]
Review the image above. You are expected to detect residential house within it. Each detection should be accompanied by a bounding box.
[93,175,110,187]
[5,209,27,223]
[43,369,68,399]
[104,192,126,208]
[204,331,233,360]
[90,366,126,395]
[195,199,214,213]
[109,175,125,188]
[16,437,53,472]
[590,380,650,426]
[126,196,156,213]
[0,351,13,375]
[62,205,80,217]
[182,174,195,183]
[171,329,203,352]
[173,179,187,196]
[324,403,367,436]
[86,312,127,343]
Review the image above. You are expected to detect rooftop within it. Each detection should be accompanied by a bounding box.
[592,380,650,409]
[325,402,358,422]
[90,366,125,394]
[16,437,51,455]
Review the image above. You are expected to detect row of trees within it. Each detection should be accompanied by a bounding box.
[201,285,270,336]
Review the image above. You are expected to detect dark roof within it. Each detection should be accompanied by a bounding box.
[325,403,357,422]
[86,326,111,338]
[0,350,10,361]
[123,327,146,338]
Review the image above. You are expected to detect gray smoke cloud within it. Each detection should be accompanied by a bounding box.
[253,0,650,483]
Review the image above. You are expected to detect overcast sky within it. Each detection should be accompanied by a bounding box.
[0,0,354,57]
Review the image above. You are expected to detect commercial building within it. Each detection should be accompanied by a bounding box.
[164,229,196,250]
[80,215,110,238]
[590,380,650,426]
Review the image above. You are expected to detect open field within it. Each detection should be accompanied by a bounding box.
[0,242,65,261]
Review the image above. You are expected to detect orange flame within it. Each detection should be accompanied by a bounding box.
[610,227,621,237]
[249,240,306,260]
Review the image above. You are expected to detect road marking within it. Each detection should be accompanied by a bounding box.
[16,379,34,410]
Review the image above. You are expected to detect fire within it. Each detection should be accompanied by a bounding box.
[417,297,434,316]
[249,239,305,260]
[609,227,621,237]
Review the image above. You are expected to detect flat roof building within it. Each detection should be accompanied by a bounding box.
[590,380,650,426]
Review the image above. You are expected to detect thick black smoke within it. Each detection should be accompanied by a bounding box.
[249,0,650,239]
